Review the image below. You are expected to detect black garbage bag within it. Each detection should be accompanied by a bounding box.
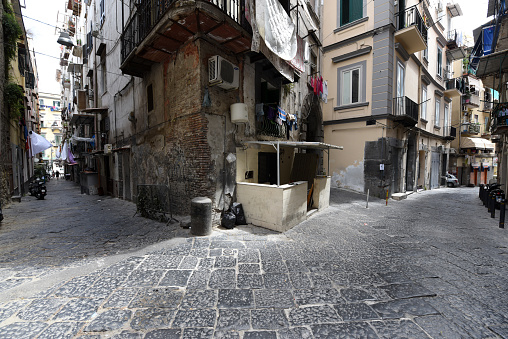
[221,211,236,229]
[232,202,247,225]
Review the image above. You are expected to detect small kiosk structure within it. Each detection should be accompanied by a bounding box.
[236,141,343,232]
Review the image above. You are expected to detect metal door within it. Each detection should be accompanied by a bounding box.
[430,151,440,189]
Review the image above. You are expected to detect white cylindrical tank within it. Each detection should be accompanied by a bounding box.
[230,103,248,123]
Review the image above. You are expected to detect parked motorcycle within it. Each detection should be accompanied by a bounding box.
[29,178,47,200]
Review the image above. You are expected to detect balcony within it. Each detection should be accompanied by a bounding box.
[256,115,287,139]
[445,29,466,60]
[443,126,456,140]
[463,92,480,108]
[394,5,428,54]
[392,96,418,126]
[121,0,252,77]
[462,123,481,135]
[444,78,463,98]
[491,103,508,134]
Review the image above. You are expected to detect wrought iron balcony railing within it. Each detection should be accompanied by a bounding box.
[443,125,456,139]
[256,115,287,139]
[393,96,418,121]
[395,5,428,44]
[445,77,463,92]
[491,103,508,132]
[121,0,248,64]
[463,92,480,106]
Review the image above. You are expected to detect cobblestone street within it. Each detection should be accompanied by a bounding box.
[0,179,507,338]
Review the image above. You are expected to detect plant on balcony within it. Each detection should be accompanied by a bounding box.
[4,82,24,119]
[2,2,22,74]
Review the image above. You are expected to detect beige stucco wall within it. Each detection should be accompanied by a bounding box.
[236,145,295,185]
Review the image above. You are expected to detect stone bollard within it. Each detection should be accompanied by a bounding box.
[190,197,212,236]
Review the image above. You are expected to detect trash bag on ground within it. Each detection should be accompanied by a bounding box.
[232,202,247,225]
[221,211,236,229]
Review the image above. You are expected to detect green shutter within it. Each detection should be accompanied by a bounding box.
[350,0,363,22]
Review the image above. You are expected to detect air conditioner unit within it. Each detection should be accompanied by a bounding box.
[104,144,112,154]
[208,55,239,90]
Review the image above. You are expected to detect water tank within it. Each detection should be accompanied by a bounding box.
[230,103,248,123]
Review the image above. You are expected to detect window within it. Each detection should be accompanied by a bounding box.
[435,98,441,126]
[474,114,479,124]
[100,0,105,25]
[53,101,60,107]
[55,135,61,145]
[423,47,428,61]
[337,61,366,107]
[340,0,363,26]
[444,105,449,128]
[341,68,360,105]
[100,57,107,94]
[437,46,443,77]
[40,121,44,128]
[421,86,427,120]
[39,99,44,106]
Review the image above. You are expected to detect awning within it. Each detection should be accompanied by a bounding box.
[475,50,508,88]
[243,141,343,186]
[80,107,108,113]
[70,113,95,125]
[461,137,495,150]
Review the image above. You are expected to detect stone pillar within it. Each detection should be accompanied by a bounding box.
[190,197,212,236]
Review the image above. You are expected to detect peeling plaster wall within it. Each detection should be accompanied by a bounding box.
[331,161,364,192]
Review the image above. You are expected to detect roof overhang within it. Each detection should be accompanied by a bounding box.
[70,113,95,125]
[447,3,463,17]
[80,107,108,113]
[243,141,343,150]
[475,50,508,89]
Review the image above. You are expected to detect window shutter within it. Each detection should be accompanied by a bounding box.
[350,0,363,22]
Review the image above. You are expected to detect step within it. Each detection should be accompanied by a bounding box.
[11,196,22,203]
[391,193,407,201]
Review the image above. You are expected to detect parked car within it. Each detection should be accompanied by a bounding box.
[446,173,459,187]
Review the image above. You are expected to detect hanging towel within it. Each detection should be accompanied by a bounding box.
[256,103,264,121]
[267,106,276,120]
[277,106,287,122]
[322,80,328,103]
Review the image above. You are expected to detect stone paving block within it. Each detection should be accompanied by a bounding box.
[238,249,260,263]
[288,305,341,326]
[237,274,264,289]
[193,238,210,248]
[243,331,277,339]
[380,282,436,299]
[333,302,379,321]
[0,322,48,338]
[261,261,288,273]
[172,309,216,328]
[239,263,260,274]
[129,288,183,308]
[54,275,98,297]
[53,298,104,321]
[259,250,283,262]
[189,249,209,258]
[214,256,237,268]
[414,315,470,338]
[103,288,139,308]
[84,309,132,332]
[209,249,223,257]
[209,269,236,289]
[144,328,181,339]
[254,289,295,308]
[18,298,67,321]
[181,289,217,309]
[36,321,84,339]
[288,272,312,289]
[309,273,333,288]
[182,327,214,338]
[123,269,164,287]
[377,271,412,284]
[187,269,211,289]
[198,258,215,269]
[488,325,508,338]
[102,257,144,276]
[277,327,313,339]
[222,249,237,256]
[302,261,334,273]
[251,309,289,329]
[263,273,291,289]
[217,289,254,308]
[216,309,250,330]
[159,270,192,287]
[82,276,126,298]
[179,256,199,269]
[285,259,309,272]
[444,294,508,327]
[370,319,430,339]
[293,288,343,306]
[371,298,440,319]
[111,331,143,339]
[418,277,461,296]
[340,287,376,302]
[130,308,174,330]
[311,322,378,339]
[210,241,245,249]
[213,330,241,338]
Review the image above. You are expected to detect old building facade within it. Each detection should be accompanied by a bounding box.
[322,0,463,197]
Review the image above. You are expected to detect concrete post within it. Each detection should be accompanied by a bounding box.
[190,197,212,236]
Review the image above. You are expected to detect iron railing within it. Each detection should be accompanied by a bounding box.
[443,126,456,138]
[121,0,248,64]
[491,103,508,131]
[395,5,428,44]
[256,116,288,139]
[463,92,480,106]
[392,96,418,121]
[465,123,481,134]
[445,77,463,92]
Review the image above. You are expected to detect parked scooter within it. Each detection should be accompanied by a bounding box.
[29,178,47,200]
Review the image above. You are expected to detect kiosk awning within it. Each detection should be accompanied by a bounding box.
[461,137,495,150]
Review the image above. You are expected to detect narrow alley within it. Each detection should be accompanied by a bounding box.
[0,180,507,338]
